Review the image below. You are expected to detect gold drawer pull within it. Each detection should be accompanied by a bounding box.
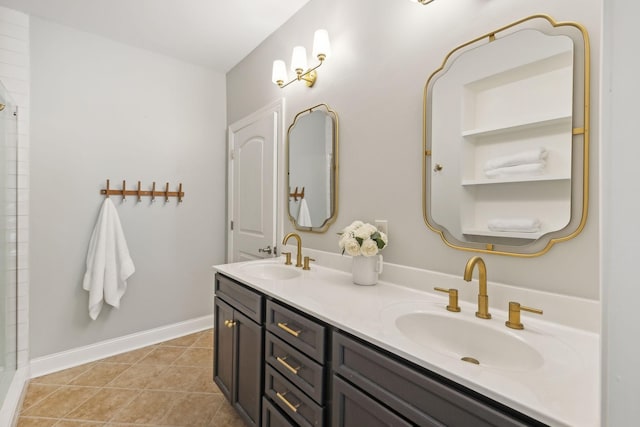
[224,320,236,328]
[276,391,300,413]
[277,322,302,337]
[276,356,301,375]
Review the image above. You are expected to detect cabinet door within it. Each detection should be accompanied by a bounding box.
[333,376,413,427]
[234,309,264,427]
[214,298,234,400]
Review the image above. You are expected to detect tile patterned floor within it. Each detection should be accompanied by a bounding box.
[16,329,245,427]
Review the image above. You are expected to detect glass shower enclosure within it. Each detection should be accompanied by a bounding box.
[0,81,18,404]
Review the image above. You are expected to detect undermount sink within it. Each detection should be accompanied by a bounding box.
[240,262,302,281]
[395,312,544,372]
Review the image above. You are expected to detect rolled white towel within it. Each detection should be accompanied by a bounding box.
[484,162,546,179]
[488,218,541,233]
[484,147,548,171]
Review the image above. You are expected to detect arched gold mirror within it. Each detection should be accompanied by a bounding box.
[423,15,590,256]
[287,103,339,232]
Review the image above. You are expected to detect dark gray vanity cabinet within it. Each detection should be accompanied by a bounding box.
[263,300,328,427]
[332,331,546,427]
[213,272,547,427]
[214,274,264,427]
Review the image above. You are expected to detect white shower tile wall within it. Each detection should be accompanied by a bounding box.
[0,7,29,372]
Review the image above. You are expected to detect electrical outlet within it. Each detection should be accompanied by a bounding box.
[375,220,388,237]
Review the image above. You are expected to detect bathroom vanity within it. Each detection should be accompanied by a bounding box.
[213,259,599,427]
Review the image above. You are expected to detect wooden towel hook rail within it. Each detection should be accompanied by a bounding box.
[100,179,185,202]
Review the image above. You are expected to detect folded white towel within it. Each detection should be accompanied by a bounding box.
[488,218,541,233]
[484,147,548,171]
[484,162,546,179]
[297,199,312,227]
[82,199,135,320]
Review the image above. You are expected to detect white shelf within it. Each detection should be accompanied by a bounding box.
[462,228,543,240]
[461,174,570,186]
[461,115,572,139]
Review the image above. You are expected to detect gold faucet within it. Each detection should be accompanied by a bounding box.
[282,232,303,267]
[463,256,491,319]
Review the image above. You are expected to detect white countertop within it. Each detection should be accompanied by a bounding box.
[213,258,600,427]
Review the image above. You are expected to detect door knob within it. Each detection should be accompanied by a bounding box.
[258,245,273,255]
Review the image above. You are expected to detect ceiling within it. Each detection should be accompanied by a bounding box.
[0,0,311,72]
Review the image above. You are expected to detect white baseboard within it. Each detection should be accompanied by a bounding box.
[30,315,213,379]
[0,366,30,427]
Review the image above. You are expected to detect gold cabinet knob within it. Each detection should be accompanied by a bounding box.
[433,163,443,172]
[282,252,292,265]
[224,320,237,328]
[302,256,315,270]
[505,301,543,330]
[434,287,461,312]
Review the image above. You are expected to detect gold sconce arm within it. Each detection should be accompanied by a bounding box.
[276,60,323,89]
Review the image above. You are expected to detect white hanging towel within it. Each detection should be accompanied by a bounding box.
[82,198,135,320]
[297,199,313,227]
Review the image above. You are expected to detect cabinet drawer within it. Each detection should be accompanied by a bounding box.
[215,273,263,323]
[265,332,325,404]
[265,365,324,427]
[266,300,325,363]
[332,375,413,427]
[262,397,295,427]
[333,331,536,427]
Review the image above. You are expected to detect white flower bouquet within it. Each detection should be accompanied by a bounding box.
[338,220,388,257]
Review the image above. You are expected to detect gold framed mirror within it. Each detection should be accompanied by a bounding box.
[286,103,339,232]
[423,14,590,256]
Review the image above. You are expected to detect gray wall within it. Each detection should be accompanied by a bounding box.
[29,17,227,358]
[602,0,640,423]
[227,0,602,300]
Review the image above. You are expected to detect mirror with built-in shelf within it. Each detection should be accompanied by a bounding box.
[423,14,590,257]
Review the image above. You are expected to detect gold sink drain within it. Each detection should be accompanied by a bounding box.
[461,356,480,365]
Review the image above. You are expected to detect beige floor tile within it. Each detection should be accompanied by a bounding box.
[209,400,245,427]
[18,331,226,426]
[191,330,214,348]
[145,366,200,392]
[136,346,186,365]
[160,393,224,426]
[16,417,59,427]
[173,347,213,368]
[69,364,131,387]
[98,346,155,364]
[159,332,201,347]
[22,386,100,418]
[189,368,220,394]
[106,363,168,389]
[31,364,95,386]
[108,390,181,425]
[20,383,60,412]
[53,421,106,426]
[64,388,139,422]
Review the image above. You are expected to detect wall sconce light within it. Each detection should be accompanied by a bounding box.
[409,0,435,4]
[272,29,331,89]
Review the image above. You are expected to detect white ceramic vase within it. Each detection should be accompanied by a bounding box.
[352,254,383,286]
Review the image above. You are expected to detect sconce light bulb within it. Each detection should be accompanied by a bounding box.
[312,29,331,60]
[272,60,287,85]
[291,46,308,73]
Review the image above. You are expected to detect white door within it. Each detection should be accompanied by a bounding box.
[227,100,283,262]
